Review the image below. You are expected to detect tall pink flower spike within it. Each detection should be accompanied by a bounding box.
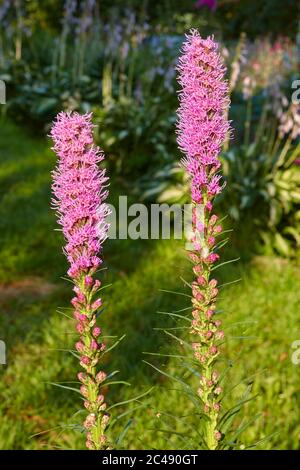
[51,112,111,450]
[177,30,230,449]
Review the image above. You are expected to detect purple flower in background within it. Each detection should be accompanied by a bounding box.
[0,0,10,23]
[63,0,78,26]
[78,0,96,34]
[195,0,217,10]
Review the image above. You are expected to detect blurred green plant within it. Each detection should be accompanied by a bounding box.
[222,143,300,257]
[93,98,177,176]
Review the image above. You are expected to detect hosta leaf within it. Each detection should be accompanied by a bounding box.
[283,226,300,246]
[274,232,291,257]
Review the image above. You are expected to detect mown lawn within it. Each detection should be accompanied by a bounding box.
[0,118,299,450]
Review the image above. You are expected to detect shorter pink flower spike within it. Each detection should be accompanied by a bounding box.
[50,112,111,450]
[50,112,110,281]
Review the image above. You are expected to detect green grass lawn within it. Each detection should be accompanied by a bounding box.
[0,118,300,450]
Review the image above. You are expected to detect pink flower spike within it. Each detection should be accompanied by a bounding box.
[50,112,111,450]
[50,112,110,281]
[176,30,230,449]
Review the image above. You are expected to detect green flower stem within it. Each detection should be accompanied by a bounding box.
[190,191,224,450]
[74,275,111,450]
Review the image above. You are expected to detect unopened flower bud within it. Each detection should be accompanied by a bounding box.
[197,276,206,286]
[207,253,219,263]
[193,265,202,275]
[90,339,99,351]
[76,323,84,334]
[86,439,95,450]
[73,287,85,303]
[206,201,213,211]
[216,330,224,340]
[209,279,218,288]
[92,298,102,311]
[93,326,101,337]
[102,413,110,428]
[80,356,90,366]
[209,215,218,225]
[78,372,87,383]
[192,310,200,320]
[84,400,92,410]
[84,276,94,287]
[75,341,84,353]
[80,385,89,398]
[71,297,80,308]
[196,292,204,302]
[208,236,215,246]
[212,371,219,382]
[97,394,105,404]
[214,225,222,234]
[211,287,219,297]
[93,279,101,290]
[206,309,214,319]
[96,371,107,383]
[84,413,96,430]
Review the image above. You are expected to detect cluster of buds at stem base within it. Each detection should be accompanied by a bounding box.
[190,196,224,449]
[74,276,111,450]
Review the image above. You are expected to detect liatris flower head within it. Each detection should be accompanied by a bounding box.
[177,30,230,204]
[51,112,111,450]
[50,112,110,280]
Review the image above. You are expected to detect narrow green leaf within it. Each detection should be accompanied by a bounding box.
[211,257,240,271]
[106,387,154,411]
[159,289,191,298]
[103,334,126,354]
[157,311,190,322]
[46,382,81,394]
